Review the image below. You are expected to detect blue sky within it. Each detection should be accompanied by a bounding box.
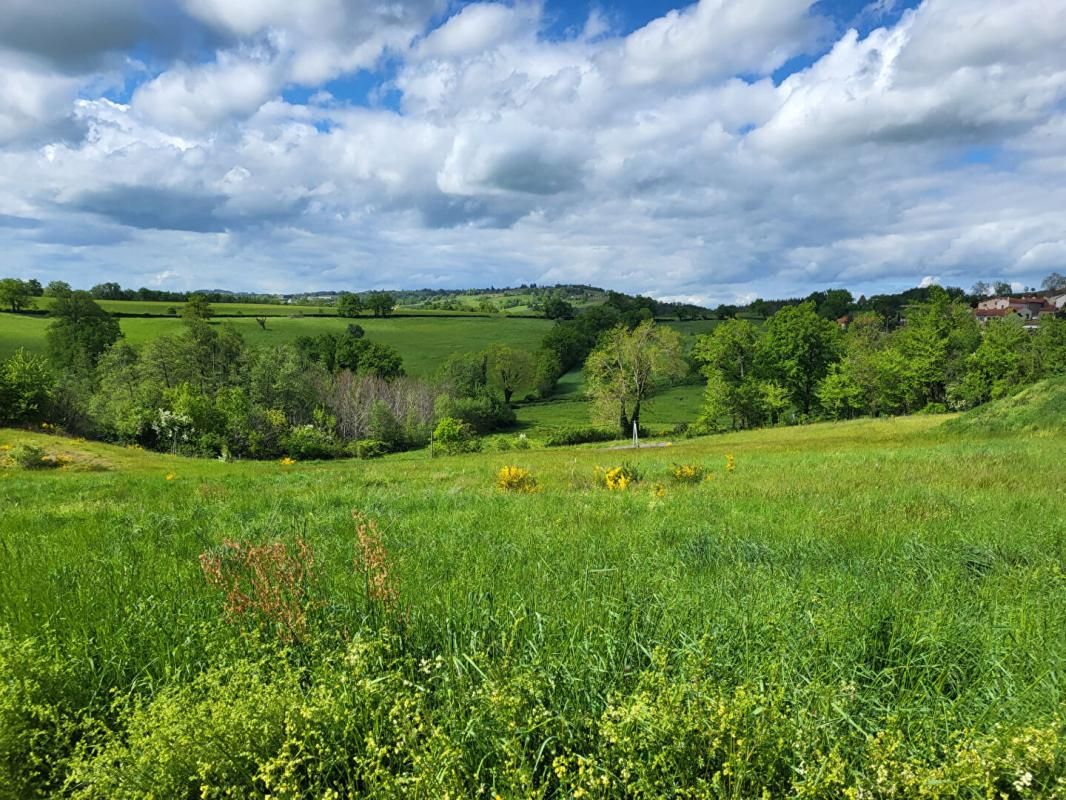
[1,0,1064,303]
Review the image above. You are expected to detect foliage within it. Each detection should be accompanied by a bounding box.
[0,349,54,425]
[180,293,213,322]
[0,278,35,312]
[670,463,707,484]
[585,320,687,436]
[543,426,618,447]
[953,316,1033,407]
[281,424,341,460]
[495,465,538,493]
[434,389,515,433]
[45,292,121,370]
[542,296,574,319]
[296,329,405,378]
[594,462,641,490]
[336,292,364,317]
[364,291,396,317]
[3,443,64,469]
[757,301,842,415]
[1042,272,1066,291]
[352,439,389,459]
[430,416,479,455]
[485,344,535,404]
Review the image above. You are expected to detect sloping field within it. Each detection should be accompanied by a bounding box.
[945,376,1066,436]
[0,312,553,376]
[2,415,1064,796]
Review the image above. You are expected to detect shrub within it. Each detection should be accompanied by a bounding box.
[918,401,948,415]
[5,444,64,470]
[435,390,515,433]
[352,439,389,459]
[595,463,641,491]
[496,466,538,493]
[281,425,340,460]
[0,630,85,799]
[670,463,707,484]
[430,416,479,456]
[544,426,617,447]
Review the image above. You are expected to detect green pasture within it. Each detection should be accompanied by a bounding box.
[2,415,1064,795]
[0,312,554,377]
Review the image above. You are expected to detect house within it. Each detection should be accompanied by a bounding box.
[974,295,1056,326]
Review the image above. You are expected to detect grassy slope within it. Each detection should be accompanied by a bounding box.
[2,415,1064,792]
[0,312,553,377]
[945,376,1066,435]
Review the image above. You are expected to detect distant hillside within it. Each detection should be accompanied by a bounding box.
[944,376,1066,435]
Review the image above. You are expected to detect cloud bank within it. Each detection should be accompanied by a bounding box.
[1,0,1064,304]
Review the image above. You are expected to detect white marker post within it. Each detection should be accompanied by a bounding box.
[633,420,639,448]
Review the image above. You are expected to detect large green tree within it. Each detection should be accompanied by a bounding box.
[45,291,121,369]
[692,319,765,430]
[757,302,842,415]
[955,316,1032,407]
[585,320,686,436]
[485,344,534,405]
[892,287,979,409]
[0,278,35,312]
[365,292,396,317]
[181,294,214,323]
[336,292,364,317]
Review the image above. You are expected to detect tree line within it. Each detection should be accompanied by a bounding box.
[0,278,296,309]
[693,289,1066,431]
[0,291,532,459]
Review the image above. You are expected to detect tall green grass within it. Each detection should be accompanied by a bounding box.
[1,417,1064,797]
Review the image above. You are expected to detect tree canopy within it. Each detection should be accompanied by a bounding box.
[0,278,35,312]
[585,320,686,436]
[45,291,121,369]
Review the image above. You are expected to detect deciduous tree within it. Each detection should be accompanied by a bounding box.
[45,291,121,369]
[585,320,686,436]
[0,278,34,312]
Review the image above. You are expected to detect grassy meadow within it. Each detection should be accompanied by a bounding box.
[0,312,554,377]
[2,415,1064,797]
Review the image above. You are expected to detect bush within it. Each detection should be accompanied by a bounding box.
[495,466,538,493]
[4,444,64,470]
[594,463,641,491]
[0,630,85,799]
[670,463,707,484]
[435,389,515,434]
[281,425,340,460]
[0,349,54,426]
[352,439,389,459]
[430,417,479,456]
[544,427,617,447]
[918,401,948,415]
[367,401,406,451]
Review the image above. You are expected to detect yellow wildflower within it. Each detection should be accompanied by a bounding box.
[496,465,538,492]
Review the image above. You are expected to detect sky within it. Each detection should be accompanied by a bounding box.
[1,0,1065,305]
